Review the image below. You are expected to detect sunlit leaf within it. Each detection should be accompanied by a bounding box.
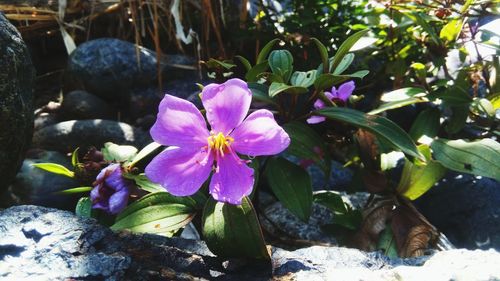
[265,157,313,222]
[380,87,426,102]
[332,53,355,75]
[102,142,138,162]
[369,98,428,115]
[205,58,236,70]
[290,70,317,87]
[128,142,162,168]
[330,29,369,73]
[57,186,92,195]
[440,19,463,42]
[71,147,79,167]
[32,163,74,178]
[431,138,500,180]
[397,145,446,200]
[75,197,93,218]
[202,197,270,259]
[245,61,270,82]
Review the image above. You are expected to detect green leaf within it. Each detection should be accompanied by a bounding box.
[264,157,313,222]
[332,53,355,75]
[440,19,464,42]
[290,70,317,87]
[397,145,446,200]
[283,122,330,175]
[102,142,138,162]
[377,225,399,258]
[268,82,308,98]
[71,148,79,167]
[128,142,162,168]
[75,197,93,218]
[316,107,423,161]
[268,50,294,82]
[311,37,329,74]
[438,89,473,106]
[32,163,74,178]
[248,82,276,105]
[133,174,167,193]
[314,71,369,91]
[368,98,428,115]
[331,209,362,230]
[329,29,369,73]
[57,186,92,195]
[406,12,442,46]
[111,202,195,236]
[379,87,427,102]
[235,55,252,71]
[256,38,279,64]
[245,61,270,82]
[431,138,500,181]
[205,58,236,70]
[409,108,441,142]
[117,191,199,221]
[314,191,347,213]
[202,197,270,259]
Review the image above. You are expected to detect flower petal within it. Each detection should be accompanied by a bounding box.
[306,115,326,124]
[209,154,254,204]
[201,78,252,134]
[108,190,129,214]
[150,94,209,147]
[231,109,290,156]
[336,81,355,101]
[145,146,213,196]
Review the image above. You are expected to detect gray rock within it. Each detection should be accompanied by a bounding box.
[34,113,57,131]
[128,86,161,120]
[32,119,151,153]
[0,205,266,280]
[260,201,337,245]
[415,173,500,250]
[67,38,157,99]
[273,246,500,281]
[1,205,500,280]
[0,13,35,192]
[162,54,198,81]
[60,90,116,120]
[8,150,81,210]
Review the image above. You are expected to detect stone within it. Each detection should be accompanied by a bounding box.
[415,172,500,250]
[34,113,57,131]
[0,13,35,193]
[6,150,81,210]
[32,119,151,153]
[0,205,268,280]
[1,205,500,280]
[67,38,157,99]
[162,54,198,81]
[60,90,116,120]
[128,86,161,120]
[259,192,369,246]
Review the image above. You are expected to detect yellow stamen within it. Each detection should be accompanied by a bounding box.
[207,132,234,157]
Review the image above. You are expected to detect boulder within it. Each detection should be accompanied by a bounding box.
[1,205,500,280]
[32,119,151,153]
[67,38,157,100]
[60,90,116,120]
[0,13,35,193]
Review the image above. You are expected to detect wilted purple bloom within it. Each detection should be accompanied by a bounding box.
[90,163,132,214]
[307,81,355,124]
[145,78,290,205]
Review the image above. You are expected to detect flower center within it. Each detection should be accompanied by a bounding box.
[207,132,234,157]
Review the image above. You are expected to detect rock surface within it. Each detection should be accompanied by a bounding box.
[1,205,500,281]
[0,13,35,193]
[415,172,500,250]
[32,119,151,153]
[67,38,157,99]
[8,150,81,210]
[60,90,116,120]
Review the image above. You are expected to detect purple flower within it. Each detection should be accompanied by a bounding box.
[145,78,290,205]
[90,163,132,214]
[307,80,355,124]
